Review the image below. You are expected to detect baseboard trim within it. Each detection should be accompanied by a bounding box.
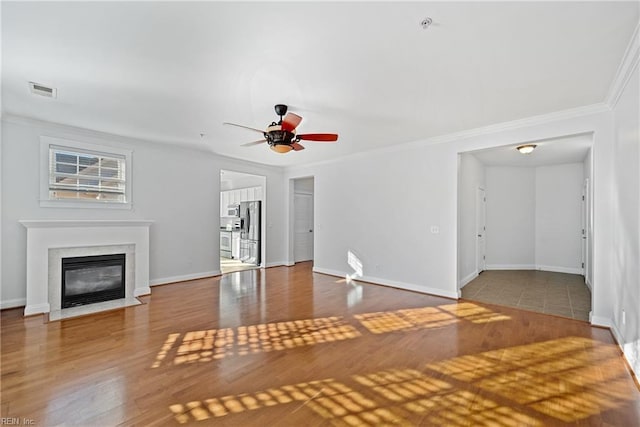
[1,298,27,310]
[312,267,459,300]
[485,264,536,270]
[458,271,478,288]
[536,265,583,275]
[150,270,220,287]
[24,302,50,316]
[591,315,612,328]
[485,264,583,275]
[134,287,151,297]
[265,261,288,268]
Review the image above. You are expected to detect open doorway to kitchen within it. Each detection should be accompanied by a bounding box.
[457,134,593,321]
[220,170,266,274]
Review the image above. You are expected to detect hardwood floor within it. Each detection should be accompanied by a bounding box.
[2,262,639,426]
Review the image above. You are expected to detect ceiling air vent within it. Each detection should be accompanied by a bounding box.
[29,82,57,98]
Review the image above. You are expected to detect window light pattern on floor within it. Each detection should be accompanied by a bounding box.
[168,337,635,425]
[354,302,510,334]
[152,317,360,367]
[425,337,638,422]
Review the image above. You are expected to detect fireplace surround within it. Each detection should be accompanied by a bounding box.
[20,220,153,318]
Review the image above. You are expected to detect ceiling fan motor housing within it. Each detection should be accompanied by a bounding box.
[274,104,288,118]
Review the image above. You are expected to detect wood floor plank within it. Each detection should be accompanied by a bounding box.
[1,262,639,426]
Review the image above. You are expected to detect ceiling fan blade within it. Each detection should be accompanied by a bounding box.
[241,139,267,147]
[291,142,305,151]
[281,113,302,132]
[297,133,338,142]
[223,122,265,134]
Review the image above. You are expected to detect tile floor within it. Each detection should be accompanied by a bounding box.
[220,257,259,274]
[461,269,591,321]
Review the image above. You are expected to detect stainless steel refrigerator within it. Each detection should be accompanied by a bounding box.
[239,201,261,265]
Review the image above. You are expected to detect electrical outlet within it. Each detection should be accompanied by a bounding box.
[430,226,440,234]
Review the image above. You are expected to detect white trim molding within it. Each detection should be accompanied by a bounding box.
[39,136,133,210]
[485,264,536,271]
[150,271,220,286]
[606,22,640,108]
[458,271,479,288]
[20,219,153,316]
[313,267,459,300]
[0,298,27,310]
[286,103,610,173]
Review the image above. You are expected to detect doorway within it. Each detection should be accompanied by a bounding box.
[220,170,266,274]
[457,134,594,321]
[293,177,314,264]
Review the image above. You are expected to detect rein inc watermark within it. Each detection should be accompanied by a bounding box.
[0,418,35,425]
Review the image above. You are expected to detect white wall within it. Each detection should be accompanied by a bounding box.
[485,167,536,268]
[457,153,485,286]
[483,163,584,273]
[221,173,264,191]
[1,116,286,307]
[287,142,459,298]
[535,163,584,273]
[284,104,615,320]
[610,61,639,376]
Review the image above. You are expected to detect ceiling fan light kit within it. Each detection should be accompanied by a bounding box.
[224,104,338,154]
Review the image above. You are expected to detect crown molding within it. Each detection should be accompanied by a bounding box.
[606,21,640,108]
[285,103,610,172]
[2,113,284,172]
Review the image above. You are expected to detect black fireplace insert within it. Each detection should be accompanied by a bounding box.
[61,253,126,308]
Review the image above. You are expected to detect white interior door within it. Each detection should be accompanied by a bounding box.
[476,187,486,273]
[294,193,314,262]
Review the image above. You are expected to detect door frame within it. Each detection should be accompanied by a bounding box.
[476,186,487,274]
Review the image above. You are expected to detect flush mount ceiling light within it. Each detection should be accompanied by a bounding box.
[516,144,537,154]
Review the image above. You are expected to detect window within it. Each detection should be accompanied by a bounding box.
[40,137,132,209]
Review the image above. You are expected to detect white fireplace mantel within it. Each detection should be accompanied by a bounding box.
[20,219,153,316]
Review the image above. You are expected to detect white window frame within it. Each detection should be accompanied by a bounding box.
[40,136,133,209]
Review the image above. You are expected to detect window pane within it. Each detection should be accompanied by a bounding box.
[78,179,100,187]
[55,153,77,164]
[78,166,100,177]
[101,168,119,178]
[101,158,118,169]
[56,163,77,174]
[55,176,77,185]
[49,145,128,204]
[78,155,98,166]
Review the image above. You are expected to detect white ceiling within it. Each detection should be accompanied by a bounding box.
[2,2,638,167]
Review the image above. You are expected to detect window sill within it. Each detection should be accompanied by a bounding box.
[39,200,132,210]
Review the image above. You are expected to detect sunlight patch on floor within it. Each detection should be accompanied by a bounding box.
[151,317,361,367]
[168,337,634,425]
[354,302,510,334]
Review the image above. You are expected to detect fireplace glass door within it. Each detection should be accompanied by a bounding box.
[62,253,126,308]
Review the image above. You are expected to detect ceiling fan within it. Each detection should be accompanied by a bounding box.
[224,104,338,153]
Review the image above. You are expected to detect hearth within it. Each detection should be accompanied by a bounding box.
[62,253,126,308]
